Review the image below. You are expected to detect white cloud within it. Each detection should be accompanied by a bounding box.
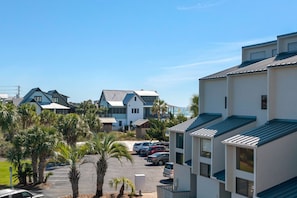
[177,0,224,10]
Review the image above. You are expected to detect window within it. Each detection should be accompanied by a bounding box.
[250,51,265,60]
[176,133,183,149]
[288,41,297,52]
[176,152,183,165]
[52,97,59,103]
[34,96,42,102]
[236,178,254,198]
[134,96,137,101]
[200,163,210,178]
[200,138,211,158]
[131,108,139,114]
[119,121,122,127]
[236,147,254,173]
[261,95,267,109]
[272,49,277,56]
[224,97,227,109]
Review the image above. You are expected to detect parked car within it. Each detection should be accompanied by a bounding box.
[133,142,152,154]
[0,188,44,198]
[145,145,168,156]
[163,162,174,179]
[146,152,169,165]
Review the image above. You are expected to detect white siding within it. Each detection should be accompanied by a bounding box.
[268,66,297,120]
[200,78,227,118]
[126,96,144,126]
[197,176,220,198]
[174,164,191,191]
[228,73,267,125]
[255,132,297,194]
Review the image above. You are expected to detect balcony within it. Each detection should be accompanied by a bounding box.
[157,185,190,198]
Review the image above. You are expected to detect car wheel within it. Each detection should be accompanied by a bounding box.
[158,160,164,166]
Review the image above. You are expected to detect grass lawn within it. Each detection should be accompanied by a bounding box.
[0,160,17,187]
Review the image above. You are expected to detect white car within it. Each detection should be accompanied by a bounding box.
[132,142,152,154]
[163,162,174,179]
[0,188,44,198]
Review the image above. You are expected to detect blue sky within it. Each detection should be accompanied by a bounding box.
[1,0,297,107]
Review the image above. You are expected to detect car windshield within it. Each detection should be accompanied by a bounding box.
[165,163,173,169]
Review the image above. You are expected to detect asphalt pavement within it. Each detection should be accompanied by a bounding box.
[40,141,171,198]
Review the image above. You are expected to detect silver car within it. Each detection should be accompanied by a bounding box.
[0,188,44,198]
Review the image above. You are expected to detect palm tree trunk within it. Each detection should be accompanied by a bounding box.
[31,153,38,184]
[95,158,108,198]
[38,156,46,183]
[69,166,80,198]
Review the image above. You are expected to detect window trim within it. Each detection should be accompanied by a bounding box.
[200,138,211,158]
[200,162,210,178]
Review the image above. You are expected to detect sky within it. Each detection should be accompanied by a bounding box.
[1,0,297,107]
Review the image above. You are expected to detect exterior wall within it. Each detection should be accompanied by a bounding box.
[184,131,192,163]
[228,73,267,125]
[199,78,227,118]
[126,96,144,126]
[255,132,297,194]
[135,127,148,138]
[197,175,220,198]
[169,131,176,163]
[268,66,297,120]
[174,163,191,191]
[213,122,256,174]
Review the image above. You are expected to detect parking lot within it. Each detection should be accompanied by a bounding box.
[40,141,172,198]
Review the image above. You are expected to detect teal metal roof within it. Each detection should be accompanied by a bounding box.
[191,116,256,138]
[257,177,297,198]
[169,113,221,133]
[213,170,225,182]
[223,119,297,147]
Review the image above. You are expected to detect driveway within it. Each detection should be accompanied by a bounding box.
[41,141,171,197]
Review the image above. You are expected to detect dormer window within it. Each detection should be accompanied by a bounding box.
[250,51,265,60]
[53,97,58,103]
[34,96,42,102]
[288,41,297,52]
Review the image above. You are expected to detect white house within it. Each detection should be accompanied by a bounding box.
[98,89,159,131]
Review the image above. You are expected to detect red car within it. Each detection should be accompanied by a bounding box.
[146,145,168,156]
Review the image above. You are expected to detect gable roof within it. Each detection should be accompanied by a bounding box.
[191,115,256,138]
[169,113,222,133]
[20,87,52,105]
[222,119,297,148]
[134,90,159,96]
[257,176,297,198]
[99,117,117,124]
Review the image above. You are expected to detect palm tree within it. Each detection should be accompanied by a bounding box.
[37,126,60,183]
[18,103,38,130]
[87,133,133,197]
[0,102,19,141]
[55,142,88,198]
[152,99,168,120]
[40,109,57,127]
[109,177,135,197]
[190,94,199,118]
[56,113,91,147]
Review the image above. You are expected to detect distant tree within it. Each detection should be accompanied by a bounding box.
[152,99,168,120]
[40,110,57,127]
[0,102,19,141]
[190,94,199,118]
[146,119,168,141]
[56,113,91,147]
[18,103,38,130]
